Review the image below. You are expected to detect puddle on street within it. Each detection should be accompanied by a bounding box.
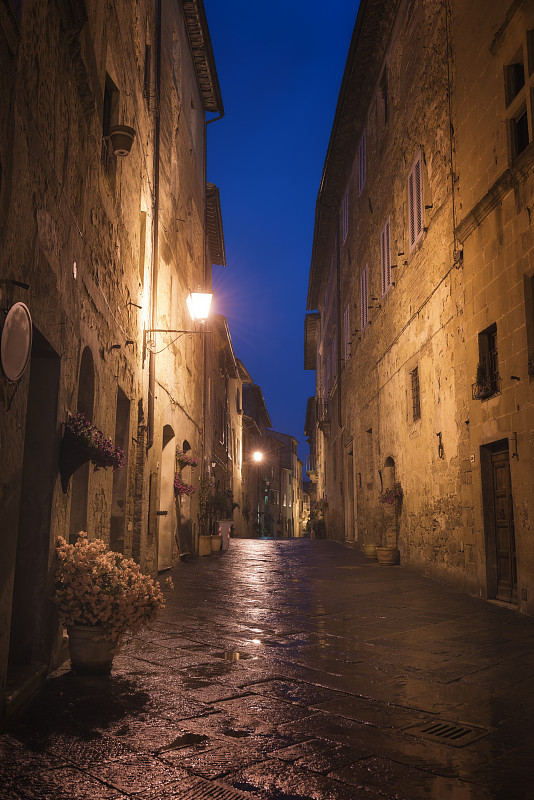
[213,651,253,662]
[158,732,209,751]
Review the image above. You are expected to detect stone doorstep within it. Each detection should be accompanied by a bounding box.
[3,664,48,723]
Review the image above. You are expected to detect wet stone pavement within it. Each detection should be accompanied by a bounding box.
[2,539,534,800]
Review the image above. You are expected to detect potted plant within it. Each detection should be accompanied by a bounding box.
[309,498,328,539]
[376,482,403,565]
[53,532,164,673]
[59,411,125,492]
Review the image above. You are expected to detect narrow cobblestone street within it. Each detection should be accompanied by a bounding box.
[2,539,534,799]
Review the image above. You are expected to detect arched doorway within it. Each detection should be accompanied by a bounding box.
[158,425,176,571]
[69,346,94,542]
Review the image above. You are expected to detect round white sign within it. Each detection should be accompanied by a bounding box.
[1,302,32,382]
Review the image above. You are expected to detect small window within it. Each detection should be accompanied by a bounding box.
[408,152,423,250]
[343,304,350,361]
[102,73,119,174]
[358,130,366,194]
[511,107,530,157]
[505,51,525,106]
[380,217,392,295]
[360,266,368,331]
[473,324,499,399]
[341,190,349,243]
[410,366,421,421]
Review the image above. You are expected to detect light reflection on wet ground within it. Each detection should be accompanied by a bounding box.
[2,538,534,799]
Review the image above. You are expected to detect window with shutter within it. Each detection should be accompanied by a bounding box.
[343,305,350,361]
[360,266,368,331]
[358,130,366,194]
[380,217,392,295]
[341,190,349,243]
[408,152,423,250]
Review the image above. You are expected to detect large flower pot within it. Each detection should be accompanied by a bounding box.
[210,534,221,553]
[362,543,378,560]
[199,534,212,556]
[376,546,399,566]
[67,625,117,674]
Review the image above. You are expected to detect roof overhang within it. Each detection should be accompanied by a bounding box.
[212,314,237,377]
[182,0,224,115]
[307,0,397,310]
[206,183,226,266]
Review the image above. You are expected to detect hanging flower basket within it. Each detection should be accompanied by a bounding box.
[174,475,196,496]
[59,412,125,493]
[379,482,403,505]
[176,448,199,470]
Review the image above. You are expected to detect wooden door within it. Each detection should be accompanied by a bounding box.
[491,450,517,603]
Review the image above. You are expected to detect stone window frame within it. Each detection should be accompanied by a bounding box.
[504,32,534,162]
[405,354,422,435]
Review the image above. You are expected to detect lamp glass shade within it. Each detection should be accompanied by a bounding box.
[187,292,212,322]
[253,451,263,463]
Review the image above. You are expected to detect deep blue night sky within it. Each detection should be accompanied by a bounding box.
[205,1,359,462]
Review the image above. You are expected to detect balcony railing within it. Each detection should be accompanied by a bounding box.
[306,454,319,481]
[317,398,330,433]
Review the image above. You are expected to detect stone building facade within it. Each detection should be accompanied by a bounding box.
[0,0,224,719]
[305,0,534,612]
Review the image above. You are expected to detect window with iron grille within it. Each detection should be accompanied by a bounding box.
[410,366,421,421]
[360,266,368,331]
[380,217,392,295]
[474,324,499,399]
[408,152,423,251]
[358,130,367,194]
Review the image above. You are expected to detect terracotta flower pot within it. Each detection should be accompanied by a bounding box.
[376,546,399,565]
[362,543,378,560]
[109,124,136,156]
[67,625,117,674]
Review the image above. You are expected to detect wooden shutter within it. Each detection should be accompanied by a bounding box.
[408,152,423,250]
[380,218,391,295]
[360,266,368,330]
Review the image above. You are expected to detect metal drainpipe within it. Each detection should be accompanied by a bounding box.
[147,0,162,452]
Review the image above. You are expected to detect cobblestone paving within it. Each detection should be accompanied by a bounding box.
[2,539,534,799]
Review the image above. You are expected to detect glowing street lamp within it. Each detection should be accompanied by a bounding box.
[253,451,263,463]
[187,291,213,323]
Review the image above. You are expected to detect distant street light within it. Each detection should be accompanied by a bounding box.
[253,451,263,463]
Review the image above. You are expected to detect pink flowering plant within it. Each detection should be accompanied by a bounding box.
[176,448,199,469]
[174,476,196,496]
[65,412,125,470]
[53,533,164,642]
[379,482,403,505]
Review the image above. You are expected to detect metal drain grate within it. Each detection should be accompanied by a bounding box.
[179,777,254,799]
[404,719,490,747]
